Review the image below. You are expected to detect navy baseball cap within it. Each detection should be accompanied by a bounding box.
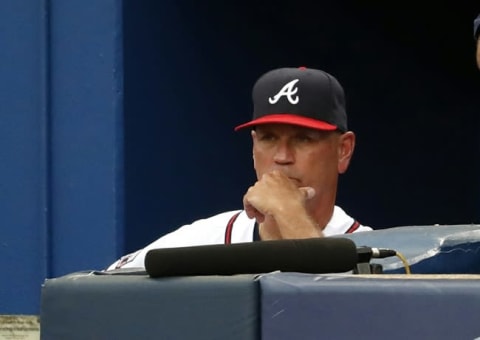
[235,66,348,132]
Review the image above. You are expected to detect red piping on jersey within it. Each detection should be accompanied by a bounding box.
[224,211,241,244]
[345,220,360,234]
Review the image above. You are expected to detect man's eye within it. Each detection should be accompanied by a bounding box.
[259,134,276,141]
[296,135,312,142]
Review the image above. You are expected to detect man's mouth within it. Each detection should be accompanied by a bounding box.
[288,177,301,184]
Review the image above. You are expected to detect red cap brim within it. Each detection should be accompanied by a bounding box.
[234,114,338,131]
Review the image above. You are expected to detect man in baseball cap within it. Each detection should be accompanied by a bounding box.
[107,66,371,270]
[234,66,363,241]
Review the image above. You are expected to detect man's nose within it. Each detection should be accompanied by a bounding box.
[273,141,294,164]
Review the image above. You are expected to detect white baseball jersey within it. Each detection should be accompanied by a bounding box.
[107,205,371,270]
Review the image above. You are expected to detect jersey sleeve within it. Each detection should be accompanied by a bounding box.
[105,210,242,270]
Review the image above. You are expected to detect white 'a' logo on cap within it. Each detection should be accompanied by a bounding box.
[268,79,300,105]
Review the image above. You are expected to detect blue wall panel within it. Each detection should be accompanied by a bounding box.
[0,0,124,313]
[48,0,124,277]
[0,0,49,314]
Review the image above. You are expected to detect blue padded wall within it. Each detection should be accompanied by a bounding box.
[0,0,49,315]
[0,0,124,314]
[48,0,124,278]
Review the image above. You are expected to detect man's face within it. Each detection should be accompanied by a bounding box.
[251,123,354,202]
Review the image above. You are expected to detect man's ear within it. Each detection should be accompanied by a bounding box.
[251,130,257,169]
[476,39,480,70]
[338,131,355,174]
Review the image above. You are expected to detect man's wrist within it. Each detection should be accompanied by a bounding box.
[275,213,323,239]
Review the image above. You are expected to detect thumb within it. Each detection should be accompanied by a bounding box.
[299,187,316,200]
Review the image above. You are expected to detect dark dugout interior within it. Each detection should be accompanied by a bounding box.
[123,1,480,252]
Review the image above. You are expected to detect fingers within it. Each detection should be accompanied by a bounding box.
[244,201,265,223]
[244,186,314,223]
[243,187,266,222]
